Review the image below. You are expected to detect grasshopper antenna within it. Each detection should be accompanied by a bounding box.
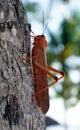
[42,11,48,35]
[43,22,48,35]
[42,11,45,35]
[31,30,35,36]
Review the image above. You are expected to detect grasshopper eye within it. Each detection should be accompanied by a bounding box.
[41,35,45,37]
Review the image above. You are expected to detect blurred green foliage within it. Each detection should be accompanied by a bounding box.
[60,13,80,108]
[24,2,39,13]
[23,0,80,109]
[63,0,69,2]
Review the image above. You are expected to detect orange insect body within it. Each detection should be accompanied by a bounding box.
[32,35,49,114]
[23,34,64,114]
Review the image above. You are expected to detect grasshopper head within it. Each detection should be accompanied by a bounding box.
[33,35,47,48]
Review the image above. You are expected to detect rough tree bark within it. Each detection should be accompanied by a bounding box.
[0,0,45,130]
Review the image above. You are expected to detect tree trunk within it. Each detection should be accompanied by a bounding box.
[0,0,45,130]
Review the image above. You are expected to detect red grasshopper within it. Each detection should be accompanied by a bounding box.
[23,34,64,114]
